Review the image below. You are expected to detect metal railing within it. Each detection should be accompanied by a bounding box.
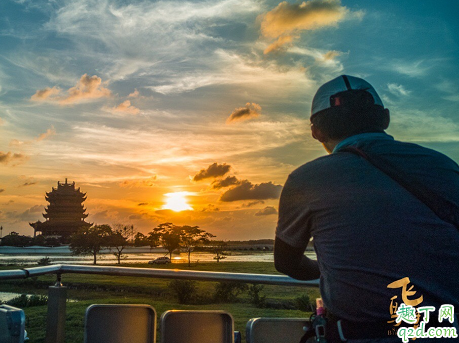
[0,264,319,343]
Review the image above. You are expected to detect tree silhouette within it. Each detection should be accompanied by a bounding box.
[211,241,228,263]
[134,232,147,247]
[180,225,215,266]
[69,225,112,265]
[150,223,181,260]
[109,224,135,264]
[149,223,215,264]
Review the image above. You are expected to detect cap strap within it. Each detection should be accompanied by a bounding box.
[342,75,352,90]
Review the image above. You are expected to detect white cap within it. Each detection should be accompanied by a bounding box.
[311,75,384,117]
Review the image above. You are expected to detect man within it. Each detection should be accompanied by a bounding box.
[275,75,459,342]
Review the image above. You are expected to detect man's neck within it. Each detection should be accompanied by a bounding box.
[322,140,341,154]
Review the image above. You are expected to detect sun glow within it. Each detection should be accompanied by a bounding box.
[162,192,193,212]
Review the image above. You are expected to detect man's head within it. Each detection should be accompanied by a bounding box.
[310,75,389,151]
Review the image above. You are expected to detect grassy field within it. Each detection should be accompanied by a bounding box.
[0,262,320,343]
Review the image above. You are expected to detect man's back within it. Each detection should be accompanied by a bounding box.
[277,133,459,322]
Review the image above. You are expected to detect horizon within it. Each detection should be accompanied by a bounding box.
[1,0,459,240]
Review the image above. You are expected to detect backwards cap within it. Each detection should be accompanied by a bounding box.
[311,75,384,118]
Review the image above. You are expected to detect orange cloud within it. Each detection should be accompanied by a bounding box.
[0,152,28,166]
[260,0,352,54]
[264,35,295,54]
[31,74,111,105]
[61,74,111,104]
[112,100,140,115]
[36,125,56,141]
[322,50,341,61]
[31,86,61,101]
[9,126,55,147]
[119,176,156,188]
[226,103,261,123]
[128,89,140,98]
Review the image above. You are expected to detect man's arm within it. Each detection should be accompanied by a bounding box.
[274,236,320,281]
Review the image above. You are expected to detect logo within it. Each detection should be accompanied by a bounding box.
[387,277,457,342]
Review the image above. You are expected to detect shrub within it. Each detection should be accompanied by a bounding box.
[169,280,197,304]
[295,293,313,312]
[247,284,266,308]
[37,257,51,266]
[214,281,248,302]
[3,294,48,307]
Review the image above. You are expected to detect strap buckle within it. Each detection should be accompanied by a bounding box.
[336,320,347,341]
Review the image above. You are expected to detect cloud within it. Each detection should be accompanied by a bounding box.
[193,163,231,181]
[387,83,411,97]
[255,206,278,216]
[212,176,240,189]
[201,204,220,212]
[226,103,261,123]
[112,100,140,115]
[129,89,140,98]
[37,125,56,141]
[0,152,28,166]
[5,205,44,222]
[220,180,282,202]
[260,0,360,54]
[119,176,157,188]
[322,50,341,61]
[30,86,61,101]
[22,182,36,187]
[242,200,265,208]
[0,189,4,193]
[138,202,149,206]
[9,126,56,148]
[263,35,295,54]
[435,79,459,102]
[31,74,111,105]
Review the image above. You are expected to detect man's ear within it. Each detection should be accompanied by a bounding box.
[311,124,327,143]
[383,108,390,129]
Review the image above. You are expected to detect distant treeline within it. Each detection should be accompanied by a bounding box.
[0,231,274,248]
[0,231,62,247]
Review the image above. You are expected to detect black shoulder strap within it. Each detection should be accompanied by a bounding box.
[340,146,459,230]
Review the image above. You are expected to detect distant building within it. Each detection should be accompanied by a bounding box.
[30,179,91,238]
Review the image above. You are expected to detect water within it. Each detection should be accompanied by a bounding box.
[0,292,27,302]
[0,248,316,265]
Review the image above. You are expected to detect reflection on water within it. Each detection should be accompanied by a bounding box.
[0,251,317,265]
[0,292,27,302]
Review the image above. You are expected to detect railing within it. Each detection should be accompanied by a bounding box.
[0,264,320,343]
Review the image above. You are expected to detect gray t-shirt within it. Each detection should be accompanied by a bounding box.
[276,133,459,322]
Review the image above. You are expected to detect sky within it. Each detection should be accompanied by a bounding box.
[1,0,458,240]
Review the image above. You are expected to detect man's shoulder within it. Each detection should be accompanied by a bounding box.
[289,153,350,179]
[364,138,459,169]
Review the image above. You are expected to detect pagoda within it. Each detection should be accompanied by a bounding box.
[30,179,91,238]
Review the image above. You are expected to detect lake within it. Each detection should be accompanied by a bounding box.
[0,246,317,265]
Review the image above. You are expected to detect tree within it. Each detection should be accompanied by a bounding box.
[134,232,147,247]
[150,223,181,260]
[180,225,215,266]
[69,225,112,265]
[109,224,135,264]
[212,241,228,263]
[146,230,161,250]
[0,232,32,247]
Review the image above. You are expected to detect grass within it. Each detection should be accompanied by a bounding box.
[0,262,320,343]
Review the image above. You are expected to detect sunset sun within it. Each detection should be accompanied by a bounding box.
[162,192,193,212]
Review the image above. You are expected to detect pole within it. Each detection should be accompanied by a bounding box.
[45,273,67,343]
